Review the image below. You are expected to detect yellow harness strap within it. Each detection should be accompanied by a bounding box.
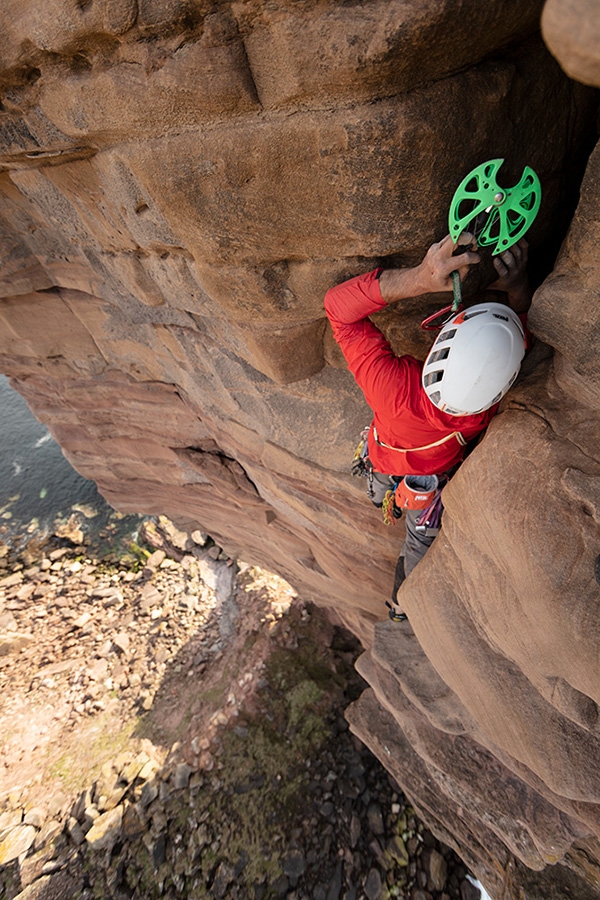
[372,425,467,454]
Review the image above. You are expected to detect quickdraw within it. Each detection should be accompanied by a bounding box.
[421,270,463,332]
[421,158,542,331]
[351,432,367,475]
[351,427,375,500]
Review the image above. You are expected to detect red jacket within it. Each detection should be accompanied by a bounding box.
[324,269,497,476]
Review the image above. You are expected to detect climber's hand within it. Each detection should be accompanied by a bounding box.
[416,233,480,294]
[489,239,531,313]
[378,234,479,303]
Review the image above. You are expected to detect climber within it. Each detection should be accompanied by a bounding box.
[324,234,531,620]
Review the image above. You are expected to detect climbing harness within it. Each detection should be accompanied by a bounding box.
[421,158,542,331]
[372,425,467,454]
[351,426,460,526]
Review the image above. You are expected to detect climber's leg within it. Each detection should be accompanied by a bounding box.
[401,509,441,576]
[392,555,406,599]
[387,512,442,621]
[385,555,409,621]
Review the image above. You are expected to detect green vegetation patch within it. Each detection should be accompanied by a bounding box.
[76,606,360,900]
[47,716,137,795]
[188,638,338,890]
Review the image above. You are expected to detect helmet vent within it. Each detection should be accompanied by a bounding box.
[436,328,457,344]
[428,348,450,364]
[423,371,444,387]
[428,390,442,406]
[463,309,487,320]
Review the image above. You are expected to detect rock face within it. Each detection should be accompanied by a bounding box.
[0,1,600,896]
[542,0,600,87]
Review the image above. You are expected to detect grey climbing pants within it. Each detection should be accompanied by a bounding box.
[401,509,441,576]
[368,470,441,575]
[369,470,396,506]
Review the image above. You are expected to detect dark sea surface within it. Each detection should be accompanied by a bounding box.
[0,375,143,554]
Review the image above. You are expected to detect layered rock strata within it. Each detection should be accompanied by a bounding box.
[0,1,599,896]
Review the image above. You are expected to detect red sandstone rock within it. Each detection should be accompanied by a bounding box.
[542,0,600,88]
[0,2,600,897]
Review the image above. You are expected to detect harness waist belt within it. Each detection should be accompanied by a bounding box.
[372,425,467,454]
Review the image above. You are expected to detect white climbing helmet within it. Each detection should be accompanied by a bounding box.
[421,303,526,416]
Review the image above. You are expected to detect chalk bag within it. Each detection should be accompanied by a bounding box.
[394,475,439,511]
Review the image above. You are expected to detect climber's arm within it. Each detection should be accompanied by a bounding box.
[324,235,479,327]
[379,234,479,301]
[324,268,413,412]
[323,236,479,411]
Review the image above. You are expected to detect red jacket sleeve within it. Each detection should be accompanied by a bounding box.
[324,270,411,415]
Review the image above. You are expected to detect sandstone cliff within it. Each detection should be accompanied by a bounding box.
[0,2,599,897]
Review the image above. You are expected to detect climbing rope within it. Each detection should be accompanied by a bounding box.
[382,489,396,526]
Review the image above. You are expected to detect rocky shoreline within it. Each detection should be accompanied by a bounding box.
[0,517,481,900]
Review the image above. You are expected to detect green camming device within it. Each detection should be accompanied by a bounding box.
[449,158,541,253]
[422,158,542,330]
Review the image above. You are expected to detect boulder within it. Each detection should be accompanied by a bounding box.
[0,633,34,656]
[0,825,37,865]
[542,0,600,88]
[84,807,123,852]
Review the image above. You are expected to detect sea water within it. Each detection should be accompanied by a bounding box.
[0,375,142,554]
